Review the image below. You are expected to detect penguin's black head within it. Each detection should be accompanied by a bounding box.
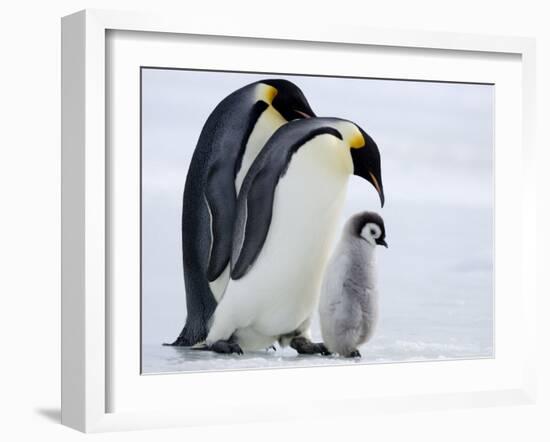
[350,126,385,207]
[260,79,316,121]
[349,211,388,248]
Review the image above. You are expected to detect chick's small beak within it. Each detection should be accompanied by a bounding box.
[378,238,388,248]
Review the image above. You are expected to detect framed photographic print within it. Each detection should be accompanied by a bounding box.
[141,68,494,372]
[61,9,537,432]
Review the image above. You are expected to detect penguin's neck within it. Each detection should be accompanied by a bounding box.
[363,242,377,263]
[355,233,375,248]
[347,235,377,271]
[359,241,377,290]
[235,105,286,192]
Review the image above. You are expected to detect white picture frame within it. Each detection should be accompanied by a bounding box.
[61,9,537,433]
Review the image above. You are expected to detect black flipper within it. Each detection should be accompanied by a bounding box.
[231,118,344,280]
[204,100,268,281]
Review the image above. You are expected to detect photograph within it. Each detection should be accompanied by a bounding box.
[140,68,494,374]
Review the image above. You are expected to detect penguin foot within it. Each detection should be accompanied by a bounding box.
[347,349,362,358]
[210,340,244,355]
[320,344,332,356]
[290,337,331,356]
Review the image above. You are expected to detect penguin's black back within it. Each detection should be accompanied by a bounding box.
[174,82,268,346]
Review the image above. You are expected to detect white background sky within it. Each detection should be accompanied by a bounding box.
[141,69,494,368]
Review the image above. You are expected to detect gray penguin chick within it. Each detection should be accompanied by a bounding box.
[319,212,387,358]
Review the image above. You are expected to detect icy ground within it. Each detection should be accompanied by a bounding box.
[142,203,494,374]
[142,333,492,374]
[142,200,493,373]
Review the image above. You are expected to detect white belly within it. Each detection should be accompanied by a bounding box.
[235,105,286,193]
[209,135,353,349]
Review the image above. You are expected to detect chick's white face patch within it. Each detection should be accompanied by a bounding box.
[360,222,381,245]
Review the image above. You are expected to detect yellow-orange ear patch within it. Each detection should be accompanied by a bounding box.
[369,171,382,195]
[349,131,365,149]
[263,84,278,104]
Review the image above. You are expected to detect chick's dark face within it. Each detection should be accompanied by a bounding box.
[261,79,316,121]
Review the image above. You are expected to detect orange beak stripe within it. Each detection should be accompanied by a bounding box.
[294,110,312,119]
[369,171,382,196]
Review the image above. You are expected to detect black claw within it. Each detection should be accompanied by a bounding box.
[291,337,331,355]
[231,343,244,355]
[348,350,361,358]
[317,343,332,356]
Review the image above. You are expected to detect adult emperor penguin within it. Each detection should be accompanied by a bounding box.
[171,79,315,346]
[204,117,384,354]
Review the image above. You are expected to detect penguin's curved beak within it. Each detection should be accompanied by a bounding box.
[351,128,385,207]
